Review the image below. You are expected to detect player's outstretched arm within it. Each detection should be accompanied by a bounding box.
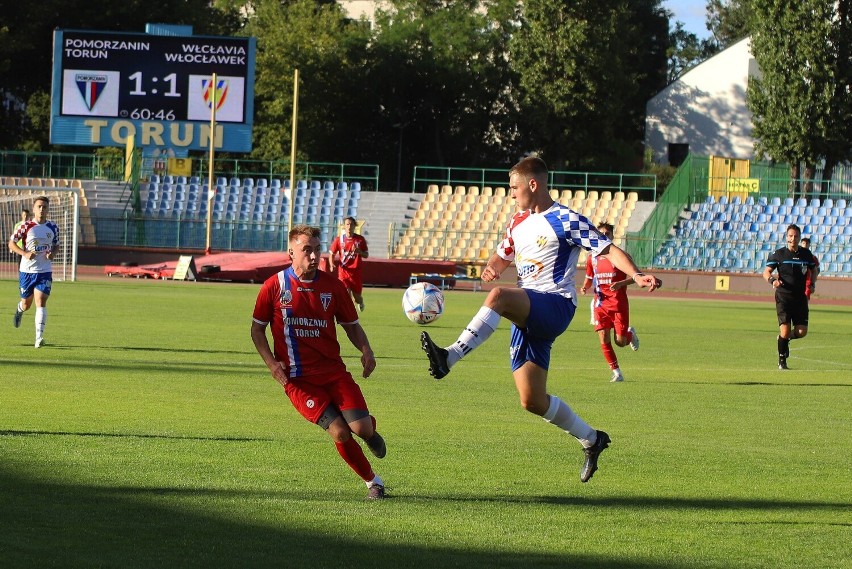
[603,244,660,291]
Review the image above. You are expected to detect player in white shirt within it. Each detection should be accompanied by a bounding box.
[9,196,60,348]
[421,157,660,483]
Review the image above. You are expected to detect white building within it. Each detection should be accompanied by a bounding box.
[645,37,759,166]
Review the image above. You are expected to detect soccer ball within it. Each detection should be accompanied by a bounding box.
[402,282,445,325]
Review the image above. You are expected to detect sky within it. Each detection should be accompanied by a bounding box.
[664,0,711,40]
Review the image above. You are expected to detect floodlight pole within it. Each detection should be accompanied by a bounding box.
[205,73,218,255]
[288,69,299,237]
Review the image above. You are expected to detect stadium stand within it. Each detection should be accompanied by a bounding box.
[137,177,361,251]
[391,184,638,264]
[654,195,852,276]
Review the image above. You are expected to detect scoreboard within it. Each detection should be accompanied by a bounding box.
[50,29,256,152]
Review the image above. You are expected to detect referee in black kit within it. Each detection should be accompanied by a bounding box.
[762,223,818,370]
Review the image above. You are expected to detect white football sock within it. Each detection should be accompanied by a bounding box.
[366,474,384,488]
[542,395,596,447]
[446,306,501,366]
[35,307,46,340]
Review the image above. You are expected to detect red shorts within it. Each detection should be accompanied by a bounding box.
[593,299,630,336]
[284,369,368,424]
[338,269,363,295]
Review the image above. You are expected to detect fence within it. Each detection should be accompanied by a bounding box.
[411,165,658,200]
[0,150,380,193]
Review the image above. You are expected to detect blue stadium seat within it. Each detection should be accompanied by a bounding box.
[336,181,348,199]
[295,180,308,197]
[836,198,846,208]
[809,198,820,208]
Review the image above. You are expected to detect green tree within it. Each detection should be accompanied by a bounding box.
[362,0,521,188]
[509,0,668,171]
[747,0,848,198]
[705,0,754,49]
[0,0,240,150]
[246,0,366,164]
[667,21,717,82]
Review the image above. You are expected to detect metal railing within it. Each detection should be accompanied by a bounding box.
[411,165,658,200]
[0,150,380,192]
[0,150,125,180]
[85,212,346,254]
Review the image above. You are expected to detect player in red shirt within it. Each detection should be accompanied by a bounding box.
[328,217,369,311]
[579,223,639,382]
[251,224,387,500]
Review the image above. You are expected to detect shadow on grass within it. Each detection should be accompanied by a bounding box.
[2,462,849,568]
[0,356,259,375]
[395,493,851,514]
[0,468,753,569]
[0,430,273,442]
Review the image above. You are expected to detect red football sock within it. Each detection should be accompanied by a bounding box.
[601,342,619,370]
[335,436,374,482]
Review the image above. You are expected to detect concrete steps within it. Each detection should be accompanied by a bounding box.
[355,191,424,259]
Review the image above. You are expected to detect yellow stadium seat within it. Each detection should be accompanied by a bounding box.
[481,186,493,197]
[455,185,467,195]
[441,185,453,195]
[427,184,440,195]
[494,187,507,197]
[467,186,480,196]
[600,191,612,202]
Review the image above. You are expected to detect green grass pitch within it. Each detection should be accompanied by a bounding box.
[1,278,850,568]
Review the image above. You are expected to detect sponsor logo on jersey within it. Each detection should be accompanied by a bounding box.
[536,235,548,248]
[516,254,545,280]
